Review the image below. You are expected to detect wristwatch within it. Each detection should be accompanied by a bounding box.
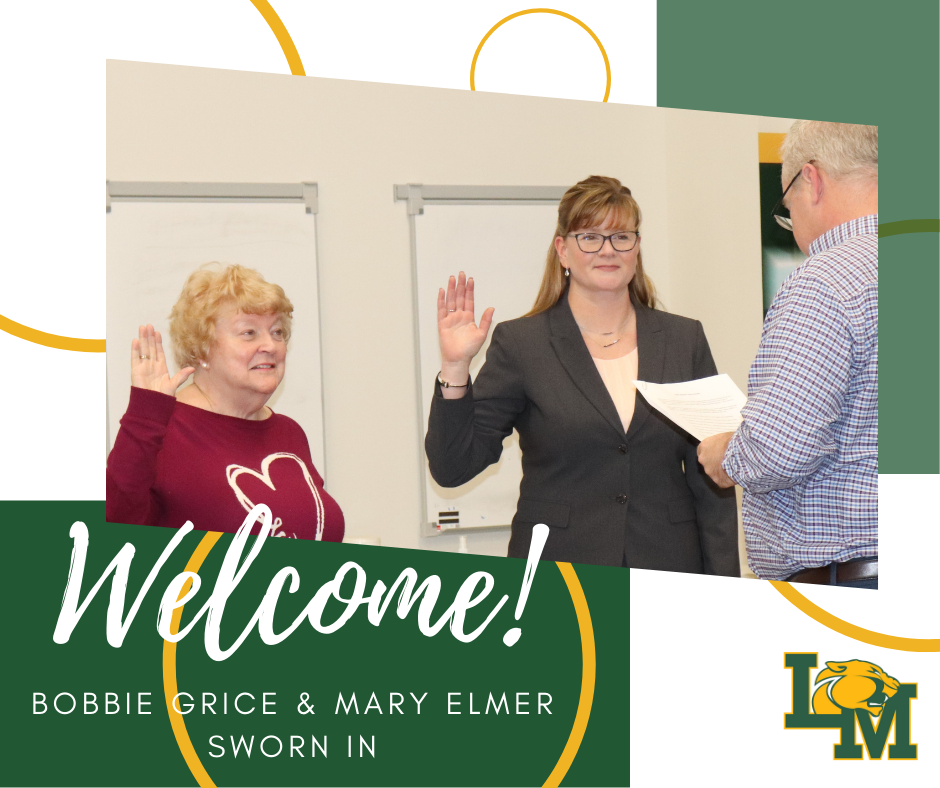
[437,371,470,388]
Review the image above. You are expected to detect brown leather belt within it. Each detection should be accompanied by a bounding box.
[786,558,878,585]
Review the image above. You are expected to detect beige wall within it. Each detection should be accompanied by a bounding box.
[107,60,770,556]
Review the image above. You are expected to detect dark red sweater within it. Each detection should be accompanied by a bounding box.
[106,387,344,541]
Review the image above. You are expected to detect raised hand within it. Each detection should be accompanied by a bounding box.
[437,272,495,365]
[130,324,195,396]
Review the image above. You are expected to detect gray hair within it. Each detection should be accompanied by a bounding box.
[781,121,878,185]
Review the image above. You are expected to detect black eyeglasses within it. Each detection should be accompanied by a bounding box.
[567,231,640,253]
[772,160,815,232]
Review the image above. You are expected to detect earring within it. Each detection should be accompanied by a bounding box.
[563,268,570,278]
[201,362,208,369]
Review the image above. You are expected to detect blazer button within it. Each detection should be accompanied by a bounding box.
[616,494,628,504]
[618,444,628,454]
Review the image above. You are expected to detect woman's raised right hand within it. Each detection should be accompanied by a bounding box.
[131,324,195,396]
[437,272,495,365]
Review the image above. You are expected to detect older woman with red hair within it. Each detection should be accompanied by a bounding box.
[107,264,344,541]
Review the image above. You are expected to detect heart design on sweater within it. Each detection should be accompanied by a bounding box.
[225,452,324,540]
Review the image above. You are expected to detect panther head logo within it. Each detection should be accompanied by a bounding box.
[812,660,900,718]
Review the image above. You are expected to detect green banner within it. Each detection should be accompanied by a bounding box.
[3,502,627,786]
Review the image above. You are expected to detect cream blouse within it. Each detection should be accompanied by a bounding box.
[592,348,639,433]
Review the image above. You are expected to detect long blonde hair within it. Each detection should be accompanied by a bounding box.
[526,175,657,316]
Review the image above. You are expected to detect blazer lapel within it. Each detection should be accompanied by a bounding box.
[625,302,664,441]
[548,292,627,439]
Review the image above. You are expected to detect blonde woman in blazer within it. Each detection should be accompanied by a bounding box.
[425,176,739,574]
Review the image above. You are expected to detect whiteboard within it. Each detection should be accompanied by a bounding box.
[413,202,560,536]
[106,200,326,474]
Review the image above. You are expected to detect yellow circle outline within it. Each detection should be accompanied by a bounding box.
[771,581,940,652]
[0,312,105,352]
[162,539,596,787]
[547,562,597,787]
[249,0,306,75]
[162,531,223,788]
[470,8,611,102]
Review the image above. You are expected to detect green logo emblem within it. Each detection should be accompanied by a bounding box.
[784,653,917,759]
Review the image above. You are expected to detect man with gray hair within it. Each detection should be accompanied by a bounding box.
[697,121,878,588]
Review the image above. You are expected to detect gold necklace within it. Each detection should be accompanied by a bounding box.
[586,333,623,349]
[191,381,270,420]
[577,313,633,348]
[192,382,215,413]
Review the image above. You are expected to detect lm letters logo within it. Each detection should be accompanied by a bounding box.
[784,653,917,759]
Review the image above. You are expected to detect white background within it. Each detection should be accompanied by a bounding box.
[1,2,933,786]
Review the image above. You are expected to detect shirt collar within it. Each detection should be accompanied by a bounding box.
[809,214,878,257]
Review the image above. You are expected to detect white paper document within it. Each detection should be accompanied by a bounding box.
[632,374,747,441]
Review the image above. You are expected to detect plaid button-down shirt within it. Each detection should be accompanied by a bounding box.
[723,215,878,580]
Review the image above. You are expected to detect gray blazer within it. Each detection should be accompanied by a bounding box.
[426,291,739,574]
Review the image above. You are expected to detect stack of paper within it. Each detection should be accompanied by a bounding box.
[632,374,746,441]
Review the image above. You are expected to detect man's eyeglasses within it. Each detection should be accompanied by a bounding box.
[567,231,640,253]
[772,160,815,232]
